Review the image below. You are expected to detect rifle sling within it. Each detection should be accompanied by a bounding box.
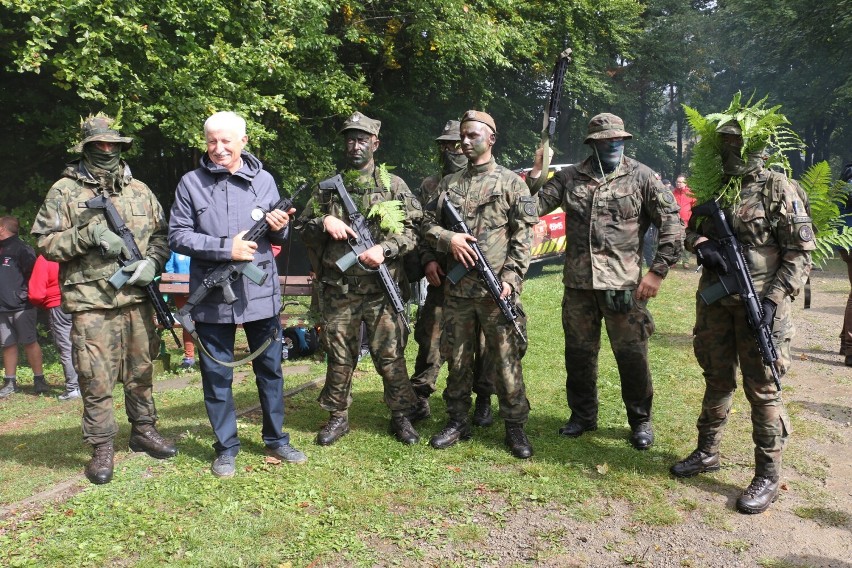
[176,285,278,369]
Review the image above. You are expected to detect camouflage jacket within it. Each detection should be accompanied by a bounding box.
[533,155,683,290]
[685,168,814,306]
[422,158,538,298]
[31,160,169,313]
[295,164,421,295]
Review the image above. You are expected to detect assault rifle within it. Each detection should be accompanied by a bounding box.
[318,174,411,333]
[693,199,782,390]
[82,192,181,347]
[175,184,307,336]
[442,199,527,343]
[530,46,572,193]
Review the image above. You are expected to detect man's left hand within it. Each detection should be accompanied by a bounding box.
[635,271,663,302]
[500,281,513,300]
[359,244,385,269]
[266,207,295,232]
[122,259,157,286]
[760,298,777,330]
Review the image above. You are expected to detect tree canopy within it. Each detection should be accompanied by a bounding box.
[1,0,849,218]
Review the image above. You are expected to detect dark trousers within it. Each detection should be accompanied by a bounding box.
[196,317,288,456]
[562,287,655,428]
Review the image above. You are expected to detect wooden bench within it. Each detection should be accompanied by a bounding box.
[159,272,313,297]
[159,272,314,329]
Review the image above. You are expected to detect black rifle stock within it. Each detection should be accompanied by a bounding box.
[693,199,782,390]
[175,184,307,337]
[442,199,527,343]
[82,192,181,347]
[318,174,411,333]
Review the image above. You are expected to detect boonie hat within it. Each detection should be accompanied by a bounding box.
[339,111,381,136]
[716,120,743,136]
[583,113,632,144]
[460,110,497,134]
[73,114,133,153]
[435,120,461,142]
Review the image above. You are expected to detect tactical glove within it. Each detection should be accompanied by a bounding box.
[759,298,777,331]
[83,223,128,259]
[121,259,157,286]
[604,289,634,314]
[695,240,728,275]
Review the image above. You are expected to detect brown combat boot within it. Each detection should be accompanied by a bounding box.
[736,476,780,514]
[129,424,178,459]
[85,441,114,485]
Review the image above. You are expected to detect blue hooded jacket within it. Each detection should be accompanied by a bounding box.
[168,151,288,324]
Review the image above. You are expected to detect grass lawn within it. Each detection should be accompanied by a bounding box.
[0,260,844,567]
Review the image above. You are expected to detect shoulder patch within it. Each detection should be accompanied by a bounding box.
[798,225,814,242]
[659,190,676,206]
[409,197,422,210]
[521,197,537,217]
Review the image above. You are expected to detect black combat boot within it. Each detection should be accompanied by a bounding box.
[558,417,597,438]
[429,419,472,449]
[409,396,431,423]
[736,476,779,514]
[504,423,533,459]
[316,413,350,446]
[85,441,115,485]
[629,422,654,450]
[129,424,178,459]
[670,448,721,478]
[390,414,420,445]
[472,395,493,427]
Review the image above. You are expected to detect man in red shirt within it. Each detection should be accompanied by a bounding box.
[673,175,696,268]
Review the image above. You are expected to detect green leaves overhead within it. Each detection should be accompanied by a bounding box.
[684,93,804,207]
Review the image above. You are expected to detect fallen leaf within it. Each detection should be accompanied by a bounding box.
[596,463,609,475]
[447,466,461,472]
[265,455,282,465]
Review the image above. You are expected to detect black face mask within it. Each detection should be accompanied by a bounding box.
[721,144,764,176]
[83,144,122,173]
[441,150,467,175]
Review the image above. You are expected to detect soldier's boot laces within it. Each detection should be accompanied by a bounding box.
[504,423,533,459]
[129,424,178,459]
[736,476,779,514]
[670,448,721,478]
[409,396,431,423]
[472,395,493,427]
[316,414,350,446]
[390,414,420,445]
[429,419,472,450]
[85,441,114,485]
[33,376,50,395]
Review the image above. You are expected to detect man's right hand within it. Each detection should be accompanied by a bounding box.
[695,240,729,274]
[84,223,127,259]
[323,215,358,241]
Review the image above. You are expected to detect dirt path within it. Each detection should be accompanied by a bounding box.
[474,266,852,568]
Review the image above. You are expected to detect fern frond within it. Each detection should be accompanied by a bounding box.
[368,200,405,234]
[377,164,393,192]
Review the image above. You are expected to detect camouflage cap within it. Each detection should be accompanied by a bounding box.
[72,114,133,153]
[716,120,743,136]
[435,120,461,142]
[339,111,381,136]
[460,110,497,134]
[583,113,632,144]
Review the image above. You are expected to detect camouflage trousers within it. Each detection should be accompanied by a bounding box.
[71,303,159,446]
[410,284,495,399]
[319,288,417,415]
[693,295,792,480]
[562,287,655,428]
[443,294,529,424]
[839,250,852,355]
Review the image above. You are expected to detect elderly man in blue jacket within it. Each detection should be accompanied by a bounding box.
[169,111,306,477]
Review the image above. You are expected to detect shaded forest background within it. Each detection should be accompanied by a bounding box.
[1,0,850,222]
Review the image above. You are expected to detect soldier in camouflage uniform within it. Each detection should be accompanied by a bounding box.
[31,115,177,485]
[528,113,683,450]
[410,120,497,427]
[423,110,539,459]
[671,120,814,515]
[295,111,422,446]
